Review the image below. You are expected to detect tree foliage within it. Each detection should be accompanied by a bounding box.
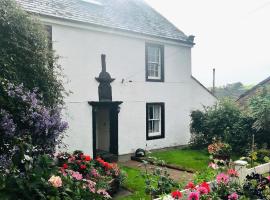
[190,99,254,153]
[190,87,270,153]
[0,0,65,107]
[248,86,270,146]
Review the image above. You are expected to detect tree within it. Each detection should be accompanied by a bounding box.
[0,0,67,170]
[248,86,270,148]
[0,0,65,107]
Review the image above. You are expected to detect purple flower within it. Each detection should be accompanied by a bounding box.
[0,109,16,136]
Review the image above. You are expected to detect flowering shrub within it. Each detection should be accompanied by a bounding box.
[208,141,232,159]
[0,82,68,170]
[243,173,270,199]
[0,151,125,199]
[168,169,242,200]
[57,151,125,196]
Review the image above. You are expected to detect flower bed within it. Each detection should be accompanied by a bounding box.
[56,151,125,196]
[0,151,125,199]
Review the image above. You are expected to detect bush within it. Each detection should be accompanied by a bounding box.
[0,151,123,199]
[255,149,270,163]
[0,0,65,107]
[0,82,68,170]
[190,99,253,154]
[248,86,270,148]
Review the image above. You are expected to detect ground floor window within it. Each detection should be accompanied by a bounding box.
[146,103,165,140]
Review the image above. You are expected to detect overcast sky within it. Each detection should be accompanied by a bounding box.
[145,0,270,87]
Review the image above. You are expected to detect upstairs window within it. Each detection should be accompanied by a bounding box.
[146,103,165,140]
[145,43,164,82]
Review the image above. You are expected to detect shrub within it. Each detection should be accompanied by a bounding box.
[0,0,65,107]
[254,149,270,164]
[190,99,253,154]
[248,86,270,148]
[0,151,121,199]
[243,173,270,199]
[0,82,68,170]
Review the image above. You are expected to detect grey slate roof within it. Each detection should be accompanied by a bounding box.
[237,76,270,101]
[16,0,192,44]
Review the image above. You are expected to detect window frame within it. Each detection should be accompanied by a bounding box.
[145,43,164,82]
[146,103,165,140]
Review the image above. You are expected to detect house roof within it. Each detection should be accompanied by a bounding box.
[16,0,193,44]
[237,76,270,101]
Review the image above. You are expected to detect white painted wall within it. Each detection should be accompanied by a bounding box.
[190,78,217,111]
[50,19,216,155]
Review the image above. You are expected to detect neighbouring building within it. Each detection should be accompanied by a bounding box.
[237,76,270,106]
[17,0,216,158]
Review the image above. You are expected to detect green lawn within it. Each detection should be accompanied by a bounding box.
[150,148,209,172]
[116,166,150,200]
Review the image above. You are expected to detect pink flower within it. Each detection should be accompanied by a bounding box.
[97,189,111,199]
[267,176,270,181]
[208,162,219,170]
[91,168,100,178]
[228,192,239,200]
[68,156,76,163]
[188,192,199,200]
[48,175,62,188]
[71,171,83,180]
[227,169,238,177]
[216,173,229,185]
[197,186,208,195]
[86,179,96,193]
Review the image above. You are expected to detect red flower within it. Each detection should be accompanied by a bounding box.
[84,155,91,161]
[171,190,182,199]
[62,163,68,169]
[185,182,196,190]
[227,169,238,177]
[200,182,210,193]
[80,164,87,170]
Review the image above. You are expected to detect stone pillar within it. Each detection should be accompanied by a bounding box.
[234,160,248,183]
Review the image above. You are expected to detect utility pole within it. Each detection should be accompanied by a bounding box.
[212,68,216,95]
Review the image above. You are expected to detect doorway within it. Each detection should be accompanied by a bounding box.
[89,101,122,158]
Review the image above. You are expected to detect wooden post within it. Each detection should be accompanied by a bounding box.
[234,160,248,183]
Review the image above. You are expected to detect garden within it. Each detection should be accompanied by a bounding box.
[0,1,125,199]
[1,0,270,199]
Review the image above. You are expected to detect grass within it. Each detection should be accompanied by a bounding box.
[150,148,209,172]
[115,166,150,200]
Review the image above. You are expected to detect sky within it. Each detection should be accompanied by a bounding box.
[145,0,270,87]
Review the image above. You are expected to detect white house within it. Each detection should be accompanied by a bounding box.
[17,0,216,159]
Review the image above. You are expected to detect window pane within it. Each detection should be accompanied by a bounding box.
[148,47,160,63]
[153,105,160,119]
[153,120,160,133]
[147,45,161,79]
[148,106,153,119]
[148,120,155,133]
